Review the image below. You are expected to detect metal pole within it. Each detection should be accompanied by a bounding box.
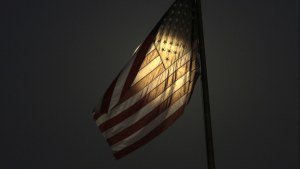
[194,0,216,169]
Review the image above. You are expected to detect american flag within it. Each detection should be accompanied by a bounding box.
[92,0,200,159]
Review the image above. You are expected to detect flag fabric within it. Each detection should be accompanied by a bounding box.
[92,0,200,159]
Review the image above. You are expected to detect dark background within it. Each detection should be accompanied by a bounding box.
[0,0,299,169]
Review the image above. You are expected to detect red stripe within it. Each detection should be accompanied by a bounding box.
[113,105,185,159]
[93,73,120,120]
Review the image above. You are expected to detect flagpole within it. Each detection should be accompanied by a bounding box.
[195,0,216,169]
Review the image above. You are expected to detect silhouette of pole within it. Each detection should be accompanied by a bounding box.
[195,0,216,169]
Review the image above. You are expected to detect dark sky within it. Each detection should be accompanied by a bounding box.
[0,0,299,169]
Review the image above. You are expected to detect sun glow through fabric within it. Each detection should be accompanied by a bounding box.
[92,0,201,159]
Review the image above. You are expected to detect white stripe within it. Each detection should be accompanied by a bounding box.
[108,47,139,110]
[97,52,192,124]
[111,94,187,151]
[104,72,190,137]
[132,56,162,85]
[95,114,106,126]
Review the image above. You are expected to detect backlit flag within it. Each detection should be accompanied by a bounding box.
[92,0,201,159]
